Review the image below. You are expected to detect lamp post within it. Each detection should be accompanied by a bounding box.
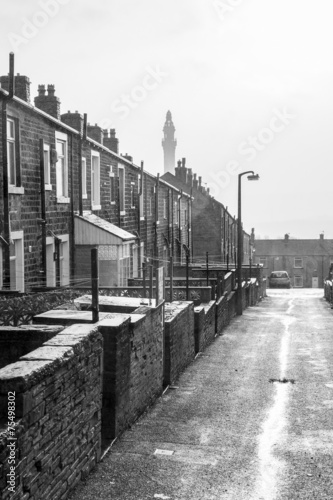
[237,171,259,315]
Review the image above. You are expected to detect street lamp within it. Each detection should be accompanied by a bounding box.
[237,171,260,315]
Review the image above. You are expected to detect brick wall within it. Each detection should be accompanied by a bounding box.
[0,323,103,500]
[99,303,164,439]
[164,301,195,385]
[0,325,63,369]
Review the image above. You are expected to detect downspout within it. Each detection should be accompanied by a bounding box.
[178,189,183,264]
[69,133,75,285]
[137,161,143,276]
[1,99,10,289]
[39,139,47,284]
[190,188,193,263]
[154,173,159,266]
[1,53,15,288]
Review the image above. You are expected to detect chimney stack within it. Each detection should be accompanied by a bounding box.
[103,128,119,153]
[284,234,289,241]
[34,84,61,119]
[0,73,31,102]
[87,123,103,144]
[61,110,84,134]
[320,233,324,240]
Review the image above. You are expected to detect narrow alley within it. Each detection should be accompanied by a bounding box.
[70,289,333,500]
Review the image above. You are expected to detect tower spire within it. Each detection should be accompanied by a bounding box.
[162,110,177,174]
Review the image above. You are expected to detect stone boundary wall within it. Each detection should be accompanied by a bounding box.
[194,300,217,353]
[99,304,164,440]
[0,325,64,369]
[164,302,195,385]
[0,323,103,500]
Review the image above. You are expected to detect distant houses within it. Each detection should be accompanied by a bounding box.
[254,233,333,288]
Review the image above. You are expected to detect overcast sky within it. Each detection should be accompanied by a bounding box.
[2,0,333,239]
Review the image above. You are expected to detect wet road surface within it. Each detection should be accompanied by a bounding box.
[70,289,333,500]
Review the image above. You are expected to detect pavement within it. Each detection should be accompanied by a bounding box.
[69,289,333,500]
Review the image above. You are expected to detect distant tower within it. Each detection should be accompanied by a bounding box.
[162,110,177,174]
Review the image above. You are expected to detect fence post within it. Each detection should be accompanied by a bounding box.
[170,254,173,302]
[142,262,146,298]
[91,248,99,323]
[149,264,153,306]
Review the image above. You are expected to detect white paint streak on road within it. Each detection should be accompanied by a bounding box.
[252,300,295,500]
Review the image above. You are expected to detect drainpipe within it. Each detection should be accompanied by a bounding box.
[39,139,47,284]
[137,161,144,277]
[69,134,75,285]
[1,53,15,288]
[190,188,193,263]
[154,173,159,266]
[178,189,183,264]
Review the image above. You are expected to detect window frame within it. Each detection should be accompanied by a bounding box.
[91,150,101,210]
[119,166,125,215]
[55,131,69,203]
[82,156,87,199]
[294,275,303,287]
[109,165,116,204]
[7,116,23,194]
[43,143,52,190]
[294,257,303,268]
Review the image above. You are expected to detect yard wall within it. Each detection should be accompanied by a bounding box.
[164,301,195,385]
[0,323,103,500]
[0,325,63,369]
[98,303,164,439]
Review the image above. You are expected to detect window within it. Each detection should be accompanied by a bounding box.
[173,200,178,224]
[130,182,135,208]
[294,258,303,268]
[44,144,51,189]
[109,165,116,204]
[259,257,268,268]
[7,118,16,185]
[163,198,167,219]
[294,276,303,287]
[55,131,69,202]
[119,167,125,214]
[82,157,87,198]
[9,231,24,292]
[7,117,23,193]
[91,151,100,209]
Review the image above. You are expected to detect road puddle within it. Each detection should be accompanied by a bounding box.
[252,305,295,499]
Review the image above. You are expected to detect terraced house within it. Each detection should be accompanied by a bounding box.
[0,56,191,292]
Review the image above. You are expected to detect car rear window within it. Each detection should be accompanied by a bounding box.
[270,272,289,278]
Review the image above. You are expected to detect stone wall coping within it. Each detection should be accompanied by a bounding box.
[203,301,216,313]
[164,301,193,322]
[75,294,157,309]
[0,324,101,393]
[20,345,74,361]
[194,306,204,313]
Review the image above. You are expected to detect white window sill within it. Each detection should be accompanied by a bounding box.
[140,216,145,221]
[92,204,101,211]
[82,194,88,199]
[57,196,70,204]
[110,201,116,205]
[131,206,136,209]
[45,184,52,191]
[9,186,24,195]
[120,211,126,216]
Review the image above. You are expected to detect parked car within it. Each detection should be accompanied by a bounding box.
[269,271,291,288]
